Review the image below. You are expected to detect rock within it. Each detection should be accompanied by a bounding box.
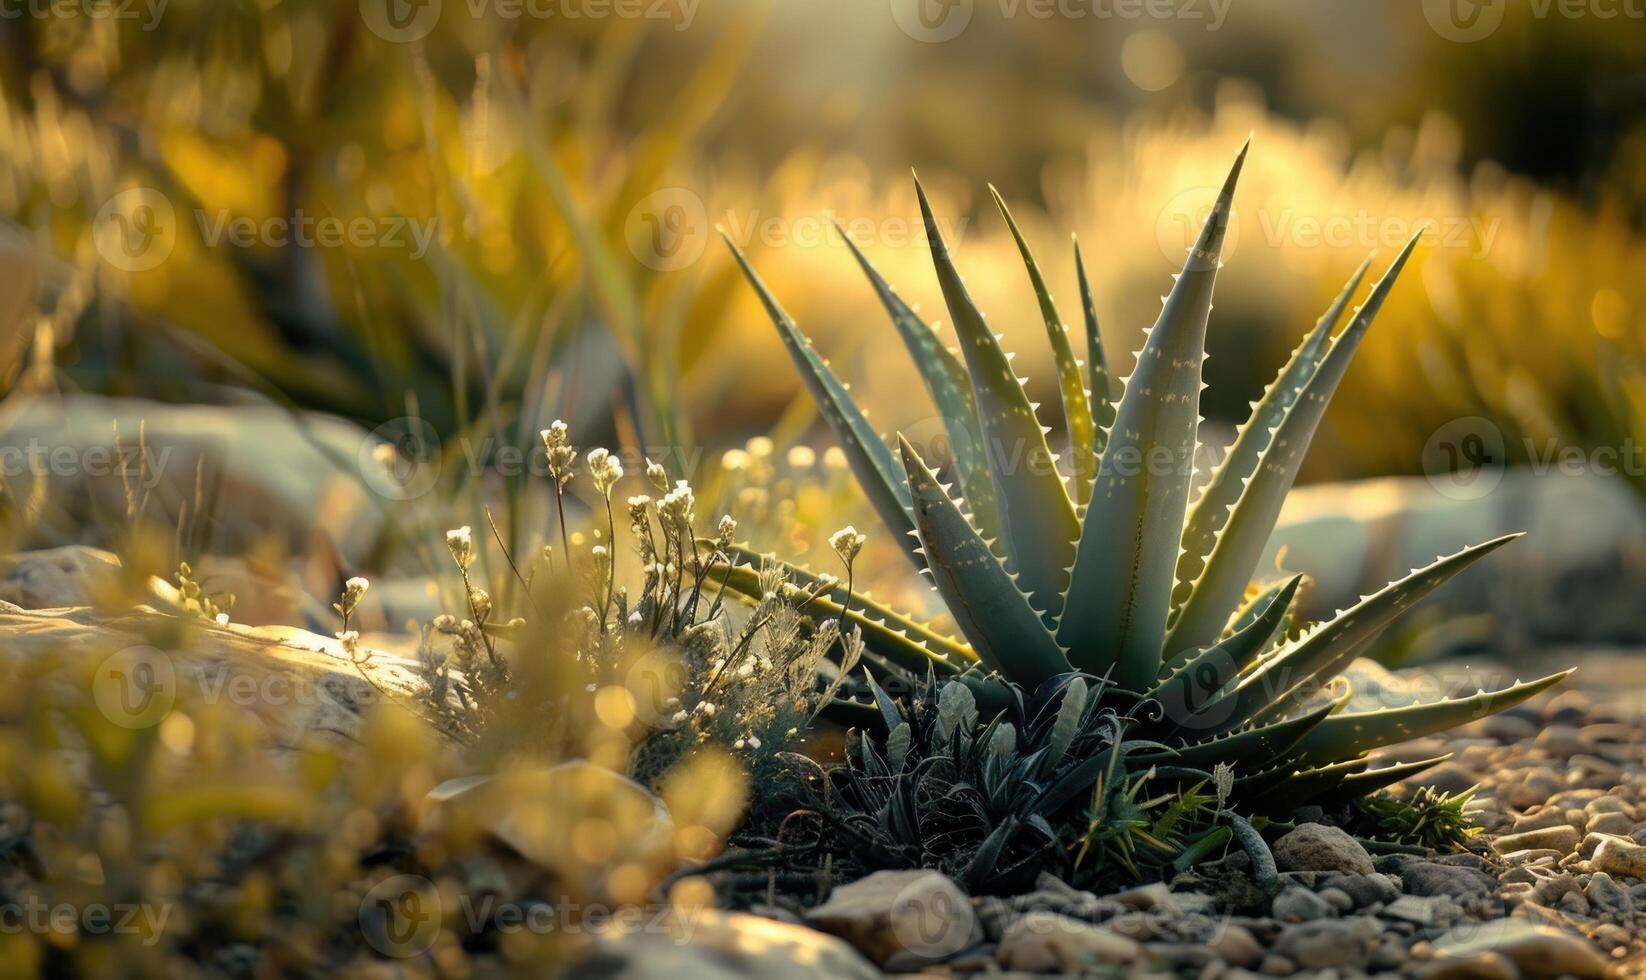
[1586,811,1634,836]
[1587,835,1646,877]
[585,908,880,979]
[1511,808,1572,834]
[1111,881,1172,910]
[995,911,1141,972]
[1271,917,1379,970]
[1480,714,1538,742]
[805,870,980,965]
[1257,953,1295,976]
[1492,825,1581,855]
[1584,872,1632,914]
[1401,862,1496,898]
[1272,887,1333,922]
[0,603,425,750]
[0,546,120,608]
[427,762,674,875]
[1534,725,1593,757]
[1318,887,1354,913]
[1272,824,1374,875]
[0,393,385,563]
[1416,951,1520,980]
[1206,924,1264,968]
[1505,768,1561,810]
[1430,919,1609,978]
[1329,872,1401,908]
[1382,894,1453,926]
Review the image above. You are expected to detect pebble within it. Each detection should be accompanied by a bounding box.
[1415,950,1519,980]
[1585,810,1634,836]
[1272,887,1333,923]
[1325,872,1400,908]
[1400,861,1497,898]
[1534,725,1592,757]
[1257,953,1295,976]
[1583,871,1632,915]
[1207,925,1264,968]
[1271,917,1379,970]
[1430,919,1610,978]
[1492,825,1581,855]
[1271,824,1375,875]
[1587,835,1646,877]
[995,911,1141,973]
[804,870,981,965]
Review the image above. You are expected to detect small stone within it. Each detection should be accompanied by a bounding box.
[805,870,981,965]
[1111,881,1171,910]
[1534,724,1592,757]
[1382,894,1448,926]
[1430,919,1609,978]
[1319,887,1354,913]
[1586,811,1634,836]
[1328,872,1401,908]
[1511,808,1569,834]
[1584,872,1632,914]
[1272,824,1375,875]
[1556,890,1591,915]
[1401,862,1496,898]
[1500,848,1563,868]
[1272,917,1379,970]
[1584,795,1631,816]
[1505,768,1561,810]
[1257,953,1295,976]
[1593,922,1631,952]
[1416,951,1519,980]
[1272,887,1333,923]
[1480,714,1537,742]
[1493,825,1581,855]
[1587,835,1646,877]
[1207,925,1263,968]
[996,912,1141,973]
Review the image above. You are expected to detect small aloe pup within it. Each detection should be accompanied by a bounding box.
[721,142,1569,812]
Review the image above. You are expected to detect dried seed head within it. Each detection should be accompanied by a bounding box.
[446,526,475,570]
[829,526,867,567]
[541,420,578,486]
[587,447,624,498]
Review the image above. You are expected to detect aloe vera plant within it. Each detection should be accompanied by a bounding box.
[723,143,1569,813]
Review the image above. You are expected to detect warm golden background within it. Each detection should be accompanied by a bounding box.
[2,0,1645,625]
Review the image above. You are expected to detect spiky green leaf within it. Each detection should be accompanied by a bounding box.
[915,178,1078,616]
[1166,236,1421,656]
[1216,534,1522,730]
[1170,256,1372,618]
[899,436,1072,686]
[1060,142,1247,690]
[1294,670,1571,765]
[723,236,919,565]
[1074,236,1114,451]
[991,187,1097,497]
[838,227,1001,541]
